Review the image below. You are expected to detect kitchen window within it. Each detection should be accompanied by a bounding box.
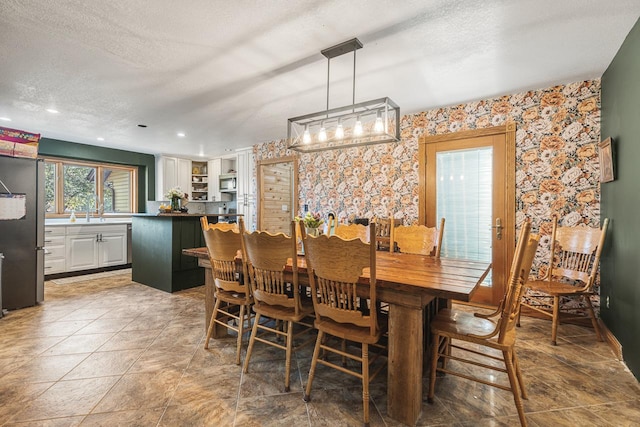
[44,158,137,216]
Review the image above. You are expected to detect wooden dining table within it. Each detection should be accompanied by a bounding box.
[183,247,490,426]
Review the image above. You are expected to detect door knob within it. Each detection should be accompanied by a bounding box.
[491,218,503,240]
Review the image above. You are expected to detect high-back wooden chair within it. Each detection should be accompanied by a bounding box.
[390,218,445,257]
[201,216,251,365]
[333,223,370,242]
[240,220,314,392]
[372,217,402,251]
[301,224,385,427]
[518,217,609,345]
[428,223,539,427]
[201,216,239,232]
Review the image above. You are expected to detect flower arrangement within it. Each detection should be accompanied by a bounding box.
[295,211,324,229]
[165,187,184,200]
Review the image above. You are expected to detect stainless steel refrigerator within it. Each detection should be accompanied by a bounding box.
[0,155,44,311]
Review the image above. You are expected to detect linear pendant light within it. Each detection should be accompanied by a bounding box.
[287,38,400,153]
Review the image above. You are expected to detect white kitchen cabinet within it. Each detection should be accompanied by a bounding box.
[207,158,221,201]
[44,226,66,274]
[99,230,128,266]
[66,233,100,271]
[65,225,127,271]
[177,158,191,198]
[236,148,256,230]
[157,156,192,200]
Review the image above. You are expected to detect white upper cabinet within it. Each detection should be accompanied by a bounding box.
[156,156,192,200]
[208,158,221,201]
[236,148,255,230]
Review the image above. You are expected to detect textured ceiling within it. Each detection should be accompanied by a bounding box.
[0,0,639,158]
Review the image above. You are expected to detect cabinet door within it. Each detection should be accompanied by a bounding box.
[208,159,221,201]
[177,158,192,199]
[66,234,99,271]
[161,157,178,198]
[237,149,255,229]
[100,232,127,266]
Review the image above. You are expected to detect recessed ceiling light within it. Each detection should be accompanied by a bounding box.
[97,137,105,141]
[0,117,11,122]
[177,132,186,137]
[137,124,147,128]
[224,149,233,152]
[46,109,59,114]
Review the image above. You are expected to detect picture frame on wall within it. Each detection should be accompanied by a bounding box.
[599,137,614,183]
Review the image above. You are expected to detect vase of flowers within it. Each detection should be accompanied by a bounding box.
[166,187,185,212]
[295,211,324,237]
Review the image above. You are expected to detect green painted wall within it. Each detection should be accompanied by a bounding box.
[600,18,640,380]
[38,138,155,211]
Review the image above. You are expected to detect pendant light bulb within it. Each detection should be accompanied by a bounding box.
[318,123,327,142]
[354,117,363,136]
[374,112,384,133]
[335,120,344,139]
[303,125,311,144]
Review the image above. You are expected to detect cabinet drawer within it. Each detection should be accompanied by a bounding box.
[66,224,126,235]
[44,227,66,236]
[43,235,65,246]
[44,244,66,259]
[44,258,65,274]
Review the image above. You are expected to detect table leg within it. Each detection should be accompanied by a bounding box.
[387,303,423,425]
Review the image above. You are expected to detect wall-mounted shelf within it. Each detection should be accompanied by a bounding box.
[191,161,209,201]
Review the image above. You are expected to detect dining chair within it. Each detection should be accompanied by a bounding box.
[301,223,386,427]
[333,222,370,242]
[201,216,239,231]
[518,216,609,345]
[428,222,539,427]
[390,218,445,256]
[201,216,252,365]
[240,220,315,392]
[372,217,402,251]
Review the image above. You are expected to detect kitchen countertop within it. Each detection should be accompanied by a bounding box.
[45,218,132,226]
[132,213,243,217]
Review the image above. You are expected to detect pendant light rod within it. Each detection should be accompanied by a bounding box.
[326,55,330,113]
[321,38,363,111]
[352,47,356,107]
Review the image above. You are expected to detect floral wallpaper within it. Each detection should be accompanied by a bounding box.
[254,79,603,310]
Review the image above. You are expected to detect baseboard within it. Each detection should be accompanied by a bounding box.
[45,264,131,281]
[598,318,623,360]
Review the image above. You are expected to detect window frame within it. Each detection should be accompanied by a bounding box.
[42,156,138,217]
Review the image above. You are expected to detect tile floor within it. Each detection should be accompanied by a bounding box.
[0,272,639,426]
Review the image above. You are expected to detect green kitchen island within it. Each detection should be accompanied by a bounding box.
[131,213,242,292]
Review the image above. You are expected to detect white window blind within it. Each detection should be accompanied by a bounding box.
[436,147,492,264]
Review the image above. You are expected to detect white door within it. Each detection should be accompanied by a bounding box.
[177,158,192,198]
[208,158,222,201]
[237,149,255,230]
[99,232,127,266]
[161,157,177,198]
[66,234,99,271]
